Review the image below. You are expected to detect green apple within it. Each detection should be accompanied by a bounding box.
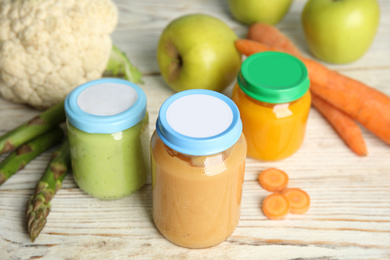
[157,14,241,93]
[227,0,293,25]
[302,0,380,64]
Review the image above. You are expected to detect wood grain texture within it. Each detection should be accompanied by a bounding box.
[1,0,390,259]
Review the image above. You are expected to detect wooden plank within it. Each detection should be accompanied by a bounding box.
[1,0,390,259]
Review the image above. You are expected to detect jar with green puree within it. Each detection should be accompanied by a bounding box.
[65,78,149,199]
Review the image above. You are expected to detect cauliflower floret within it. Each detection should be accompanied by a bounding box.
[0,0,118,109]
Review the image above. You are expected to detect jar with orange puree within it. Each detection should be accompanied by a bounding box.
[151,89,247,249]
[232,52,311,161]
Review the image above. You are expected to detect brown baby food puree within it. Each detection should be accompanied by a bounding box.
[151,132,247,248]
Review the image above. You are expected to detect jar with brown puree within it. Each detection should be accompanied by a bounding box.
[151,89,247,249]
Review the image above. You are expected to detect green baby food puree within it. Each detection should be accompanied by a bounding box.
[67,113,149,199]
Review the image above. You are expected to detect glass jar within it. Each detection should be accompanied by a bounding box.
[151,89,247,249]
[232,51,311,161]
[65,78,149,199]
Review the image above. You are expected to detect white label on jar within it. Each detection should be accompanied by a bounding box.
[77,83,138,116]
[166,94,233,138]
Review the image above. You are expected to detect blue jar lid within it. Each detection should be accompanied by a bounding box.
[156,89,242,156]
[65,78,147,134]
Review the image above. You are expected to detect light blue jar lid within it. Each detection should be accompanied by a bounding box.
[65,78,147,134]
[156,89,242,156]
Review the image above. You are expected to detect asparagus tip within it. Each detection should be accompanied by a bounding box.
[26,200,49,243]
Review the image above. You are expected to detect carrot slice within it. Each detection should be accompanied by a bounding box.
[262,193,290,220]
[258,168,289,192]
[282,188,310,214]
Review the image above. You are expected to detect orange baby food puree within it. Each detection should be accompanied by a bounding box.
[232,52,311,161]
[233,86,311,161]
[151,90,246,248]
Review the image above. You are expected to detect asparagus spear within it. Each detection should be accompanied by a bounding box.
[0,101,65,154]
[26,138,70,242]
[0,127,64,185]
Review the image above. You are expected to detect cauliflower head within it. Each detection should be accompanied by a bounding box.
[0,0,118,109]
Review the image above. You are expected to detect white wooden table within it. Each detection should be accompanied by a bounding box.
[1,0,390,259]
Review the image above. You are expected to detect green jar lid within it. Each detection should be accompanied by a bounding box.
[237,52,310,104]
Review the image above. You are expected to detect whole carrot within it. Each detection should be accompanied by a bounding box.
[311,91,367,156]
[235,39,390,145]
[235,39,276,56]
[306,60,390,146]
[247,23,302,57]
